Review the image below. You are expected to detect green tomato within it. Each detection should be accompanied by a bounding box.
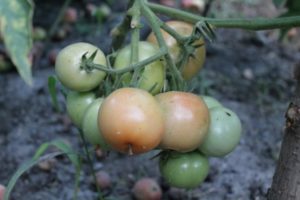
[199,107,242,157]
[201,95,222,109]
[82,98,110,149]
[66,91,95,127]
[159,151,209,189]
[55,42,107,92]
[114,41,165,95]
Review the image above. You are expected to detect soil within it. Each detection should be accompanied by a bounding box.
[1,0,300,200]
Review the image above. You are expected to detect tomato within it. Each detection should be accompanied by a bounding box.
[66,91,95,127]
[82,98,110,149]
[159,151,209,189]
[0,184,5,200]
[98,88,165,154]
[132,178,162,200]
[114,41,165,95]
[55,42,107,92]
[147,21,206,80]
[156,91,210,152]
[199,107,242,157]
[201,95,222,109]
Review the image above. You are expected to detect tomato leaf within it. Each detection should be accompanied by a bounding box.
[4,140,81,200]
[0,0,34,86]
[48,76,61,112]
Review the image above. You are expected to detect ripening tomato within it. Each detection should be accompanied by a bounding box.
[114,41,165,95]
[66,91,95,127]
[159,151,209,189]
[82,98,110,149]
[156,91,210,152]
[147,21,206,80]
[199,107,242,157]
[98,88,165,154]
[55,42,107,92]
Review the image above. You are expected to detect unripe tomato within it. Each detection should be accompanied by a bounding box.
[156,91,210,152]
[66,91,95,127]
[55,42,107,92]
[199,107,242,157]
[159,151,209,189]
[82,98,110,149]
[201,95,222,109]
[98,88,165,154]
[147,21,206,80]
[114,41,165,95]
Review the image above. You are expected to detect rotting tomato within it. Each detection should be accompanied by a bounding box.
[113,41,165,95]
[82,98,110,149]
[199,107,242,157]
[156,91,210,152]
[55,42,107,92]
[98,87,165,154]
[132,178,162,200]
[159,150,209,189]
[147,21,206,80]
[66,91,95,128]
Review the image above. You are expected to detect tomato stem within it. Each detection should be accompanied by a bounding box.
[141,0,186,91]
[147,2,300,30]
[83,48,167,74]
[129,0,142,87]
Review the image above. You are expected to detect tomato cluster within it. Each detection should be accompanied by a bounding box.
[55,20,242,190]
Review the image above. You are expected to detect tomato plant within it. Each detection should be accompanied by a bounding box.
[98,87,165,154]
[147,21,206,80]
[82,98,110,149]
[159,150,209,189]
[55,42,107,92]
[66,91,96,127]
[156,91,210,152]
[199,107,242,157]
[114,41,165,95]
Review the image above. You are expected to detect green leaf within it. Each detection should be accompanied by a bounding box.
[4,152,63,200]
[0,0,34,85]
[50,140,81,169]
[4,140,81,200]
[273,0,286,7]
[48,76,61,112]
[33,142,50,160]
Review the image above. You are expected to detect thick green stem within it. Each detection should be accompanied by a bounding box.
[160,22,186,44]
[129,0,142,86]
[141,0,185,91]
[147,2,300,30]
[86,48,167,74]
